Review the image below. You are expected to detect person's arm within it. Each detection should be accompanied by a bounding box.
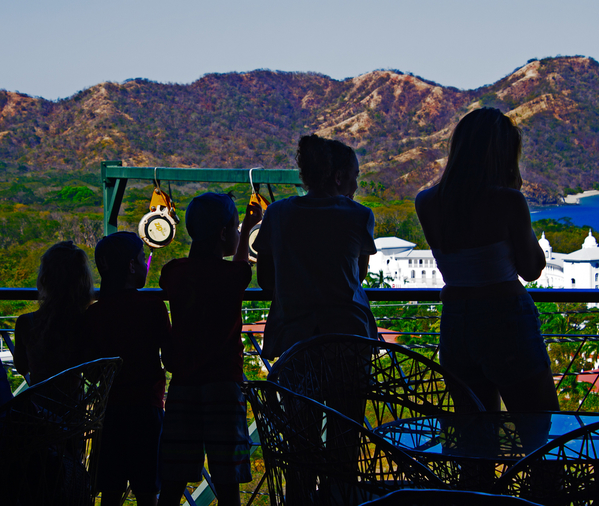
[257,253,275,291]
[359,208,376,283]
[252,204,275,290]
[233,202,263,262]
[415,187,442,249]
[504,189,546,281]
[359,255,370,283]
[156,300,173,371]
[13,315,30,376]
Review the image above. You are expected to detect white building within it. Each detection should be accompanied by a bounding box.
[537,232,567,288]
[368,237,444,288]
[369,232,599,290]
[562,231,599,289]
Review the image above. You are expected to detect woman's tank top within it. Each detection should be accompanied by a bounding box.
[432,240,518,287]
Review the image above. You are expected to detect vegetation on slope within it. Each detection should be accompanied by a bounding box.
[1,56,598,207]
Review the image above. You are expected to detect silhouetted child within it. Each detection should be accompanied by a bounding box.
[86,232,170,506]
[158,193,261,506]
[254,134,377,360]
[14,241,94,385]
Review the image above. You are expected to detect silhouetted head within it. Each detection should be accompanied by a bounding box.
[95,232,145,297]
[296,134,359,197]
[439,107,522,196]
[37,241,94,314]
[185,192,240,258]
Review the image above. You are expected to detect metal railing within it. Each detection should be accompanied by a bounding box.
[3,287,599,505]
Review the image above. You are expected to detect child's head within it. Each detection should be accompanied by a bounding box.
[95,232,146,297]
[186,192,240,258]
[37,241,94,314]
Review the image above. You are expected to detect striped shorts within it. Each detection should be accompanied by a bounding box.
[160,382,252,484]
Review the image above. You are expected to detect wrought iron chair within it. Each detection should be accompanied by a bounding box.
[492,419,599,506]
[359,488,544,505]
[243,380,445,506]
[0,357,122,506]
[267,334,484,430]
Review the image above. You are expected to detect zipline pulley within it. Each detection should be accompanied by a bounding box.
[138,170,180,249]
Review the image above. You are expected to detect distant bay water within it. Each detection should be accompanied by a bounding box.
[531,195,599,232]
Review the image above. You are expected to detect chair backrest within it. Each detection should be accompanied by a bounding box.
[244,380,445,506]
[492,419,599,505]
[0,357,122,506]
[359,488,544,505]
[268,334,484,429]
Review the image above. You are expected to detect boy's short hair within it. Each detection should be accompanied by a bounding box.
[186,193,237,241]
[95,232,144,297]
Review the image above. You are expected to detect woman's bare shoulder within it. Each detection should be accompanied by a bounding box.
[494,187,529,213]
[415,186,439,211]
[16,311,36,329]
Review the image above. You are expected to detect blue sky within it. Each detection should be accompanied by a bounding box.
[2,0,598,101]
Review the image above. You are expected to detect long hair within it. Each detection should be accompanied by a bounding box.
[437,108,522,249]
[296,134,357,192]
[34,241,94,344]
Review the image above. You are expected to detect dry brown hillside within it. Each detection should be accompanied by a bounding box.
[1,56,598,204]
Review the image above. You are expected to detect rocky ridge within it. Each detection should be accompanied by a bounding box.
[1,56,598,204]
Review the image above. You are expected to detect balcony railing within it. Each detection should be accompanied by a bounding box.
[2,287,599,505]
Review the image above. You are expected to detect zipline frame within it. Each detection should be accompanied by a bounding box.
[101,160,304,235]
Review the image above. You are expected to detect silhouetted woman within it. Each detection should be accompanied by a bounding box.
[254,134,377,360]
[14,241,94,384]
[416,107,559,412]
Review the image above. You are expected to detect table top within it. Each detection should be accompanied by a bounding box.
[373,411,599,462]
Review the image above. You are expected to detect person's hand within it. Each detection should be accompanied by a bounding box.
[243,201,263,229]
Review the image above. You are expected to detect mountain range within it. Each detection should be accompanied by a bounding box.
[1,56,598,205]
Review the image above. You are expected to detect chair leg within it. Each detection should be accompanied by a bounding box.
[246,472,267,506]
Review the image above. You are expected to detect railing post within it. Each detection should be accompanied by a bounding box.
[101,160,126,235]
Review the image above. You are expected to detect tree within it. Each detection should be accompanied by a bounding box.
[363,270,392,288]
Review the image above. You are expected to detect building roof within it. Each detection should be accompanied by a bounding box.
[374,236,416,253]
[546,253,566,268]
[564,248,599,262]
[539,232,551,251]
[583,230,598,249]
[402,249,436,259]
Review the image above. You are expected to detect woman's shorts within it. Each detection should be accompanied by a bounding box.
[440,293,550,389]
[96,405,164,494]
[160,382,252,484]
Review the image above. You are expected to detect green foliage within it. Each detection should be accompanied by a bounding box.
[371,301,441,353]
[532,218,597,253]
[363,270,392,288]
[362,197,428,249]
[0,183,37,204]
[242,337,268,381]
[563,186,583,196]
[6,366,24,392]
[44,185,102,209]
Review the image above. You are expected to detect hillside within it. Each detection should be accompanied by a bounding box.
[1,56,598,205]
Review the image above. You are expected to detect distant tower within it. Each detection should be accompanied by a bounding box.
[582,229,598,249]
[539,232,552,259]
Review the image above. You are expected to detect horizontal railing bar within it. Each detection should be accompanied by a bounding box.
[102,165,303,185]
[2,287,599,303]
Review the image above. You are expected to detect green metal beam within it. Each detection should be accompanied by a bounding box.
[101,161,129,235]
[101,161,304,235]
[102,164,303,185]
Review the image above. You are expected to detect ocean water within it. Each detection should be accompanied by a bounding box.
[531,195,599,232]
